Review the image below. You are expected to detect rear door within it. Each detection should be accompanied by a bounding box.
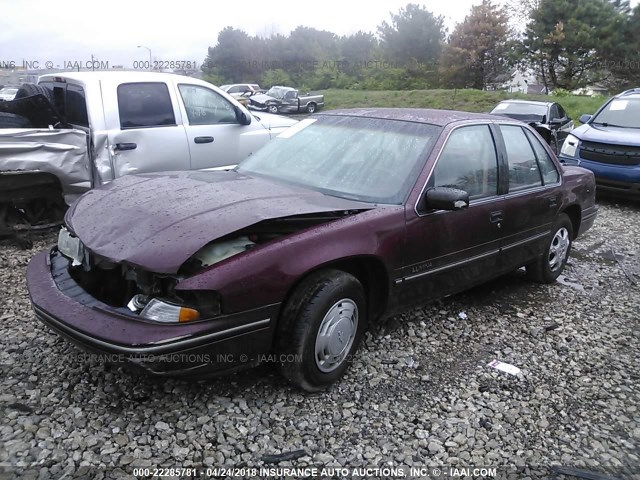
[496,123,562,269]
[398,124,505,307]
[101,80,190,178]
[176,83,266,170]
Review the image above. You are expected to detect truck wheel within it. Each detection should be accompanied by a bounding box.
[14,83,52,102]
[306,102,317,113]
[526,213,573,283]
[268,105,279,114]
[0,112,32,128]
[278,269,367,392]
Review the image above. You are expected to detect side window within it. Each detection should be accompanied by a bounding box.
[432,125,499,199]
[524,129,560,184]
[65,84,89,127]
[178,84,238,125]
[117,83,175,129]
[284,91,297,100]
[227,86,240,94]
[501,125,542,191]
[550,104,560,121]
[556,104,567,119]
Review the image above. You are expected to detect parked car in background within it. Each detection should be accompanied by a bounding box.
[558,88,640,198]
[249,86,324,114]
[491,100,574,153]
[219,83,261,106]
[0,86,19,102]
[27,108,597,392]
[0,72,297,236]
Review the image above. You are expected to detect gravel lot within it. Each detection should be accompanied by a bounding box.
[1,198,638,479]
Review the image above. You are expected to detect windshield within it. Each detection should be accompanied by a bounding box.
[266,87,288,99]
[591,98,640,128]
[236,115,439,204]
[491,102,548,117]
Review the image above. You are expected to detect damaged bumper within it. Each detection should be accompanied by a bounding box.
[27,250,278,377]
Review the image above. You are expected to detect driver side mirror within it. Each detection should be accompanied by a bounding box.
[235,106,252,125]
[423,187,469,211]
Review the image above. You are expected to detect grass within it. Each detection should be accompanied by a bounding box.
[319,88,608,125]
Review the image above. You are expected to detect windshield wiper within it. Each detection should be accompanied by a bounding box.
[591,121,634,128]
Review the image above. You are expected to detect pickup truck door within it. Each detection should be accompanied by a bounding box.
[176,83,266,170]
[397,124,505,308]
[100,80,190,179]
[495,124,562,269]
[280,91,299,111]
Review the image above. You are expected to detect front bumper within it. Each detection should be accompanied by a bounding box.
[559,155,640,197]
[27,250,279,377]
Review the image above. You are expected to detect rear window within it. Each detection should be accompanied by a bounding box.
[65,84,89,127]
[117,83,176,129]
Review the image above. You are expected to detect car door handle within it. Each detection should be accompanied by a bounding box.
[194,136,214,144]
[115,142,137,151]
[490,211,503,223]
[547,196,558,207]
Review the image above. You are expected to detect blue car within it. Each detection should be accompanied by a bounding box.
[558,88,640,197]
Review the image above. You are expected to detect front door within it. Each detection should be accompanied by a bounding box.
[397,124,505,308]
[177,84,264,170]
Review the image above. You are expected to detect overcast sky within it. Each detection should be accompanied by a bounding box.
[1,0,638,70]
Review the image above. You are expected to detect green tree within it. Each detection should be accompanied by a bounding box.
[524,0,630,90]
[378,3,446,67]
[440,0,514,89]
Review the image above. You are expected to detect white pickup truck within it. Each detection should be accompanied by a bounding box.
[0,71,297,239]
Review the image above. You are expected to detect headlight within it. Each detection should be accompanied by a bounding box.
[140,298,200,323]
[560,134,580,158]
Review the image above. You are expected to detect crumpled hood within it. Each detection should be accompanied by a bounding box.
[573,124,640,146]
[66,171,373,273]
[250,93,277,105]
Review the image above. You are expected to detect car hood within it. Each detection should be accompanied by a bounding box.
[66,171,374,274]
[250,93,278,105]
[253,111,297,130]
[573,123,640,146]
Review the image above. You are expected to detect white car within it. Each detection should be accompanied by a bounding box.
[0,87,18,102]
[220,84,261,105]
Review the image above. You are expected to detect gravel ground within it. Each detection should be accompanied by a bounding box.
[0,197,638,479]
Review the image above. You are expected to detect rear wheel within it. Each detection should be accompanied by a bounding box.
[306,102,317,113]
[278,269,367,392]
[526,213,573,283]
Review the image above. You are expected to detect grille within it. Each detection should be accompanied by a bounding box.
[579,141,640,166]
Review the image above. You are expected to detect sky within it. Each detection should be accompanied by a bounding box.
[1,0,638,71]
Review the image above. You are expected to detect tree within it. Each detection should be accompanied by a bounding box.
[440,0,514,89]
[202,27,258,82]
[598,3,640,89]
[378,3,446,67]
[523,0,630,90]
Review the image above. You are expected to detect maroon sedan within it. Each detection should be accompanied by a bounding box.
[27,109,598,391]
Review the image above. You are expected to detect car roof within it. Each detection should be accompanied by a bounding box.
[496,99,554,107]
[38,71,215,89]
[318,108,500,127]
[616,88,640,99]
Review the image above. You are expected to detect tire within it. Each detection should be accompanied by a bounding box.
[526,213,573,283]
[278,269,367,392]
[267,104,279,114]
[306,102,317,114]
[0,112,32,128]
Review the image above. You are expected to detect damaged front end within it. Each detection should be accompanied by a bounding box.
[58,210,362,323]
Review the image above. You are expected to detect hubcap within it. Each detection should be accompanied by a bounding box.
[314,299,358,373]
[548,227,570,271]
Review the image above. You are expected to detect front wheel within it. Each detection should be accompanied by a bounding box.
[277,269,366,392]
[526,213,573,283]
[267,104,279,114]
